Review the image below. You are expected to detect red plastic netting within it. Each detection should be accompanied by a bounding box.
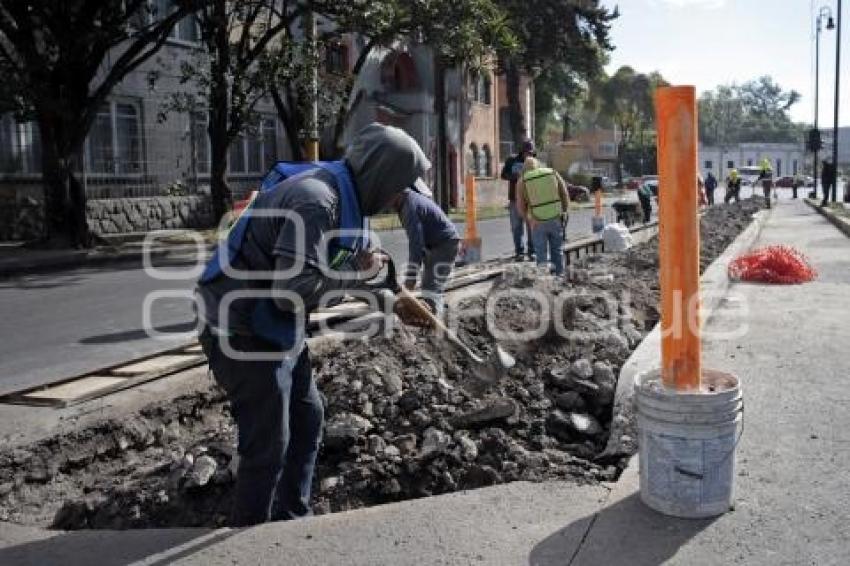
[728,245,817,284]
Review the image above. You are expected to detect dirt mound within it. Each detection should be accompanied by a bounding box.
[0,199,763,530]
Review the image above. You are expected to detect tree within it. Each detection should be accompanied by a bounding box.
[496,0,615,146]
[592,66,666,182]
[699,77,803,146]
[533,62,587,143]
[0,0,198,246]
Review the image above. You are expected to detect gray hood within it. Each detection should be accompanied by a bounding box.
[345,123,431,215]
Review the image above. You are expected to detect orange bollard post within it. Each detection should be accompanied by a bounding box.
[594,188,602,217]
[655,86,701,391]
[463,174,482,263]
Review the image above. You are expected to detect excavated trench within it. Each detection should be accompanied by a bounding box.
[0,200,763,530]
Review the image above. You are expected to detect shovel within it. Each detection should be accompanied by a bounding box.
[372,253,515,392]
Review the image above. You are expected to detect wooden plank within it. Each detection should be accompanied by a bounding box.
[182,343,203,354]
[109,354,198,377]
[18,376,128,407]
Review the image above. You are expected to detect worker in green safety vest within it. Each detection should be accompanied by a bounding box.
[516,157,570,275]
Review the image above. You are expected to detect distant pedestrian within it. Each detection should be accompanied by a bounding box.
[501,139,536,261]
[755,158,774,208]
[637,181,653,222]
[725,169,741,204]
[516,157,570,276]
[792,172,803,199]
[392,182,460,315]
[821,160,836,205]
[704,171,717,205]
[697,174,708,206]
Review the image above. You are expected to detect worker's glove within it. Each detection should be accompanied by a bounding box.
[353,250,388,279]
[393,294,434,328]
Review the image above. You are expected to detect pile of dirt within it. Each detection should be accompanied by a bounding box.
[0,199,763,530]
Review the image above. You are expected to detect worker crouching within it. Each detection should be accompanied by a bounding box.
[194,123,431,526]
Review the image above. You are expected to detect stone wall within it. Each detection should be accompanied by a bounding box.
[86,196,214,235]
[0,185,46,240]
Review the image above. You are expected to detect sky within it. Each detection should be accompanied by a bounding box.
[602,0,849,127]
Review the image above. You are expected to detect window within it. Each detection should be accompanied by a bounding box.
[747,159,753,166]
[776,158,782,176]
[0,115,41,175]
[704,160,713,169]
[325,42,349,73]
[793,159,798,175]
[262,119,277,169]
[381,52,418,92]
[192,112,210,174]
[598,142,616,157]
[727,160,734,169]
[482,144,492,177]
[468,143,479,175]
[86,102,142,175]
[471,72,492,105]
[229,117,278,175]
[154,0,199,43]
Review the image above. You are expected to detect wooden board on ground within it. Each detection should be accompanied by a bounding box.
[109,354,200,377]
[18,376,128,407]
[182,343,203,354]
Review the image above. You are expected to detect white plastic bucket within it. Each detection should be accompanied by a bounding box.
[634,369,743,518]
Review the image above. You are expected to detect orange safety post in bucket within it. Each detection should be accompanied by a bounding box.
[655,86,701,391]
[594,188,602,217]
[462,174,482,263]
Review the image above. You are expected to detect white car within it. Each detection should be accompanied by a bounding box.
[735,166,763,186]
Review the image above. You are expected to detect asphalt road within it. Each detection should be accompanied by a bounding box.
[0,208,620,396]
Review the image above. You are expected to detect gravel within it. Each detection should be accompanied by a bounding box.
[0,199,763,530]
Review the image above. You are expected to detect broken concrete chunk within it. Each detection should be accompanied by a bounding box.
[571,359,594,379]
[382,372,404,395]
[420,427,451,459]
[185,455,217,489]
[324,413,373,450]
[554,391,587,412]
[592,361,616,388]
[451,398,518,429]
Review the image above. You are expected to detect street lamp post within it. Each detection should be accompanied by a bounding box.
[832,0,842,202]
[814,6,835,199]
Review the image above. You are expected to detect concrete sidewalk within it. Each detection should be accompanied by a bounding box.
[1,199,847,565]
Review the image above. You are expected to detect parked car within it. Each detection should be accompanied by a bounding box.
[566,183,590,202]
[624,177,641,191]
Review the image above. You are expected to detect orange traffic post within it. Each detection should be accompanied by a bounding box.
[463,174,482,263]
[655,86,701,391]
[594,188,602,217]
[465,174,478,239]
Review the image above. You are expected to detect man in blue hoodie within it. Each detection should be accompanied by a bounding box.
[392,180,460,315]
[195,124,430,526]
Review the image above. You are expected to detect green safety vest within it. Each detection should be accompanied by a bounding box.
[522,167,563,221]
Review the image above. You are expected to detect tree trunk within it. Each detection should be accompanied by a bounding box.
[271,88,303,161]
[433,55,450,212]
[505,60,526,148]
[208,109,231,222]
[38,117,89,247]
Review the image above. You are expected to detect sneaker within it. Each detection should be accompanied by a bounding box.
[514,253,525,262]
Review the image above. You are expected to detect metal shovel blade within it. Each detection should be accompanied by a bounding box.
[463,345,515,396]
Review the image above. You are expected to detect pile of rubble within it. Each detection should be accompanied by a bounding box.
[0,199,763,530]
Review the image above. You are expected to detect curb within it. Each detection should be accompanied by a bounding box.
[601,207,770,459]
[0,244,210,279]
[804,198,850,238]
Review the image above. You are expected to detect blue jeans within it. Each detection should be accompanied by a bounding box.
[200,331,323,526]
[509,202,533,256]
[420,238,459,315]
[532,218,565,275]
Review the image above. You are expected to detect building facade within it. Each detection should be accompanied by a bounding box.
[698,142,805,180]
